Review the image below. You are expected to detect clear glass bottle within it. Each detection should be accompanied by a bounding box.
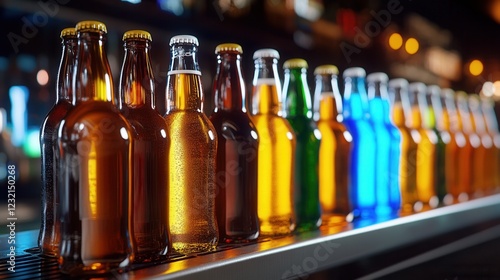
[366,72,401,217]
[210,43,259,243]
[282,58,322,231]
[39,27,77,257]
[313,65,352,225]
[58,21,132,275]
[119,30,169,262]
[388,79,420,214]
[342,67,377,219]
[164,35,218,254]
[251,49,296,236]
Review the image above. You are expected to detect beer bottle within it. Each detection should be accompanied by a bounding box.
[313,65,352,225]
[455,91,481,199]
[251,49,296,236]
[441,89,472,203]
[366,73,401,217]
[469,94,496,196]
[282,58,321,231]
[210,43,259,243]
[426,86,448,205]
[342,67,377,218]
[480,96,500,193]
[388,79,420,214]
[164,35,218,254]
[58,21,132,275]
[39,27,77,256]
[119,30,169,261]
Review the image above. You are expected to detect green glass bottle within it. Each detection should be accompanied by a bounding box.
[282,58,321,231]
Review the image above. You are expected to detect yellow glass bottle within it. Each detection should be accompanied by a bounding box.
[251,49,296,236]
[164,35,218,254]
[313,65,352,225]
[408,82,438,210]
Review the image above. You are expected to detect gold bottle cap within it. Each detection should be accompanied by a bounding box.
[253,48,279,60]
[314,65,338,75]
[215,43,242,54]
[169,35,198,46]
[123,30,152,41]
[75,20,107,33]
[283,58,308,69]
[60,27,76,38]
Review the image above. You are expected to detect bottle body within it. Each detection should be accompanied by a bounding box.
[58,22,132,275]
[282,61,321,231]
[39,28,76,256]
[252,55,296,236]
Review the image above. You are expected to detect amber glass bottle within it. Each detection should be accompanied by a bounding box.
[164,35,218,254]
[39,27,77,257]
[388,79,420,214]
[210,43,259,243]
[251,49,296,236]
[282,58,322,231]
[408,82,438,210]
[313,65,352,225]
[58,21,132,275]
[119,30,169,261]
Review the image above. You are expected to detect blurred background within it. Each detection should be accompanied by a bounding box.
[1,0,500,233]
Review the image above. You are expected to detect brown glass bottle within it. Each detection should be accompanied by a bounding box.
[209,43,259,243]
[38,27,77,257]
[57,21,132,275]
[313,65,352,225]
[119,30,169,261]
[164,35,218,254]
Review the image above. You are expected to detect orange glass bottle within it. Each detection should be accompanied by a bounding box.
[313,65,352,224]
[119,30,169,261]
[388,79,420,214]
[441,89,472,203]
[58,21,132,275]
[251,49,296,236]
[210,43,259,243]
[39,27,77,256]
[480,96,500,193]
[164,35,218,254]
[408,82,438,210]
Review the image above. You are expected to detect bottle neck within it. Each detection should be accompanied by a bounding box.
[391,86,412,127]
[343,76,368,119]
[166,43,203,112]
[483,100,499,133]
[282,67,312,118]
[428,93,443,130]
[57,37,77,103]
[313,74,343,121]
[251,57,281,115]
[213,52,245,112]
[119,39,154,109]
[73,31,115,104]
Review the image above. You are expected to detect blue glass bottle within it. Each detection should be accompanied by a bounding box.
[342,67,376,219]
[366,73,401,218]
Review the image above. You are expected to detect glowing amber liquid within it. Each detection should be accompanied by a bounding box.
[391,104,419,214]
[316,95,351,224]
[164,74,218,254]
[252,83,296,236]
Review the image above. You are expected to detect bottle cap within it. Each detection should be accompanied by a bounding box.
[441,88,454,99]
[408,82,427,93]
[427,85,441,96]
[314,65,339,75]
[388,78,409,89]
[283,58,308,69]
[455,90,468,100]
[169,35,198,46]
[215,43,242,54]
[366,72,388,83]
[343,67,366,78]
[123,30,152,41]
[75,21,107,33]
[253,48,279,60]
[60,27,76,38]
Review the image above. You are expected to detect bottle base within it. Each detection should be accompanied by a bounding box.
[59,257,130,276]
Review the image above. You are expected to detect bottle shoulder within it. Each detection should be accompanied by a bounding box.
[210,110,257,131]
[122,106,169,140]
[164,111,217,143]
[40,100,73,133]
